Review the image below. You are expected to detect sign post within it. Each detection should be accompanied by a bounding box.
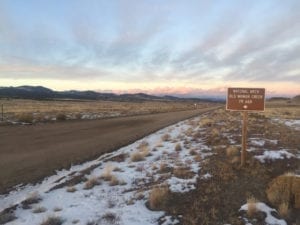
[226,88,265,166]
[1,104,3,122]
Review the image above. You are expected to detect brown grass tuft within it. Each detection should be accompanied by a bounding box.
[266,174,296,208]
[194,154,202,162]
[173,167,194,179]
[101,165,114,181]
[278,202,289,218]
[189,149,197,155]
[138,141,149,149]
[101,212,120,224]
[66,186,77,193]
[22,192,41,209]
[40,216,63,225]
[199,118,214,127]
[109,175,120,186]
[210,128,220,137]
[161,134,171,142]
[226,146,239,157]
[230,156,240,164]
[84,177,101,189]
[131,146,150,162]
[131,151,145,162]
[158,163,172,173]
[175,143,182,151]
[246,196,258,217]
[53,207,62,212]
[148,186,170,210]
[32,206,47,213]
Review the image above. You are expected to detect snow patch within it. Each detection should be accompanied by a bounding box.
[240,202,287,225]
[254,150,294,163]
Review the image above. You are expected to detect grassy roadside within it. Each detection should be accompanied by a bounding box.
[149,107,300,225]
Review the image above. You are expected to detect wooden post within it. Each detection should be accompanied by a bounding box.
[1,104,3,121]
[241,111,248,166]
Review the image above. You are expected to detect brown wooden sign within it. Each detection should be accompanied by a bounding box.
[226,88,265,111]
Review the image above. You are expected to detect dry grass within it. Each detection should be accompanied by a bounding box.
[131,151,145,162]
[266,172,300,211]
[40,216,63,225]
[101,212,120,224]
[175,143,182,151]
[113,167,123,172]
[194,154,202,162]
[173,167,194,179]
[32,206,47,213]
[22,192,41,209]
[84,177,101,189]
[72,219,80,224]
[263,105,300,119]
[53,207,62,212]
[278,202,289,218]
[189,149,197,155]
[158,162,172,173]
[109,175,120,186]
[226,146,239,157]
[161,134,171,142]
[1,99,209,123]
[155,141,164,148]
[0,211,16,224]
[101,165,114,181]
[17,113,33,123]
[230,156,240,164]
[148,186,170,210]
[66,186,77,193]
[199,118,214,127]
[246,196,258,217]
[131,146,150,162]
[210,128,220,137]
[137,141,149,149]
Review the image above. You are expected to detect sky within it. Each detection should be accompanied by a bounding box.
[0,0,299,97]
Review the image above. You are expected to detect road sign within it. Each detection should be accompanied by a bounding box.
[226,88,265,111]
[226,87,265,166]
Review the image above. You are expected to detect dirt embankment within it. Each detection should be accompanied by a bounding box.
[0,107,219,194]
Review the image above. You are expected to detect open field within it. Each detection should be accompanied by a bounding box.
[0,102,299,225]
[0,99,214,124]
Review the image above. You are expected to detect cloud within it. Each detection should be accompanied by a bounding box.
[0,0,299,95]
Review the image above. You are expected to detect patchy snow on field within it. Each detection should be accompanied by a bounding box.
[249,138,278,147]
[240,202,287,225]
[0,115,212,225]
[272,118,300,131]
[254,149,295,163]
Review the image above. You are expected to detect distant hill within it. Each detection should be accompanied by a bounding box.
[292,95,300,103]
[267,97,291,101]
[0,86,221,102]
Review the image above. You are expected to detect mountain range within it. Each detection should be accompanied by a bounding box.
[0,86,222,102]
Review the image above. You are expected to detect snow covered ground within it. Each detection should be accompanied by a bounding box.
[0,115,212,225]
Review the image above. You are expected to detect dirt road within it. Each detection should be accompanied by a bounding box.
[0,107,219,194]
